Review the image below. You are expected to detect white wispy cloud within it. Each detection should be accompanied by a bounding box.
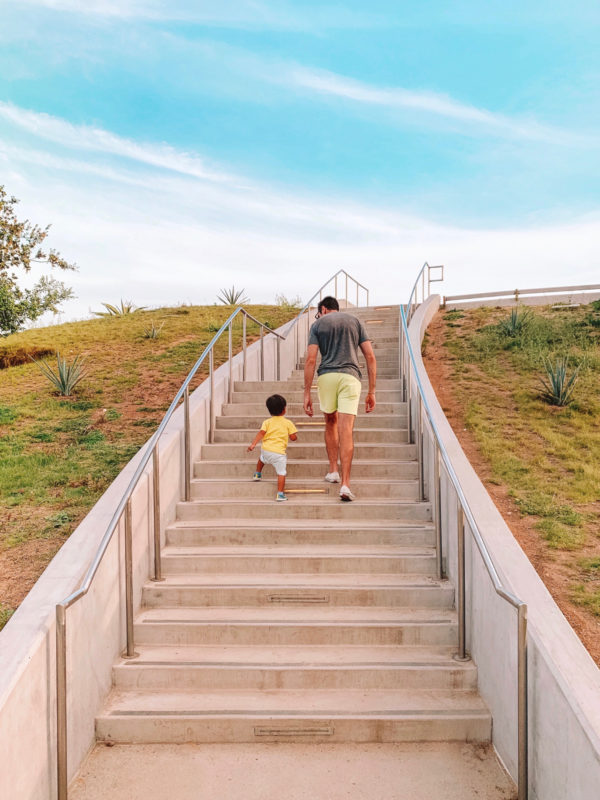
[2,102,598,323]
[9,0,378,29]
[289,67,593,147]
[0,101,232,183]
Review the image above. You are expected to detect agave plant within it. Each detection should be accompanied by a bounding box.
[217,286,248,305]
[92,300,146,317]
[33,353,86,396]
[143,321,164,339]
[539,357,580,407]
[498,307,531,337]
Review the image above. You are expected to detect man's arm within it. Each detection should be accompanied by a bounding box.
[359,340,376,413]
[303,344,319,417]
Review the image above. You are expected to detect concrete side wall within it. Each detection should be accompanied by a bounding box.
[408,296,600,800]
[0,315,309,800]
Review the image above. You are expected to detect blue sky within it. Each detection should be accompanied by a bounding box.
[1,0,599,318]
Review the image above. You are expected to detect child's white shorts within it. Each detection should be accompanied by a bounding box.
[260,449,287,476]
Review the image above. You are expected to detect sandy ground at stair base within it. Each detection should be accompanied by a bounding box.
[70,742,516,800]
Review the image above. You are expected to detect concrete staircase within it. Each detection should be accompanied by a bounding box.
[96,306,491,744]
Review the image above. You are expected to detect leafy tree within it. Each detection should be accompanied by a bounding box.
[0,185,77,335]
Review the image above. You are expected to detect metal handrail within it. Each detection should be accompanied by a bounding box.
[55,268,368,799]
[406,262,444,324]
[400,300,527,800]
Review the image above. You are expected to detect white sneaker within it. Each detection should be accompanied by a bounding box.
[324,471,340,483]
[339,485,356,502]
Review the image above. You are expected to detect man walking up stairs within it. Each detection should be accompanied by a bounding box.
[96,304,491,749]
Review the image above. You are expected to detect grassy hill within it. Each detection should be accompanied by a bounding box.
[0,303,298,629]
[423,301,600,663]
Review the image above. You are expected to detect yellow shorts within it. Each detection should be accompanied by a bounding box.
[317,372,362,416]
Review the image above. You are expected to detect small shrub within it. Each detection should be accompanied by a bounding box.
[498,307,531,337]
[207,320,221,333]
[143,321,164,339]
[539,357,580,406]
[92,300,146,317]
[217,286,248,305]
[275,293,302,311]
[45,510,73,529]
[33,353,86,396]
[105,408,121,421]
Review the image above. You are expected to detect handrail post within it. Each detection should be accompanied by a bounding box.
[276,336,281,381]
[123,499,138,659]
[407,358,413,444]
[335,274,338,298]
[56,603,68,800]
[260,326,265,381]
[366,288,369,307]
[345,273,348,307]
[295,322,299,370]
[152,446,163,581]
[417,397,424,502]
[242,313,247,381]
[209,349,215,443]
[518,604,529,800]
[228,322,233,404]
[434,442,443,579]
[356,281,359,308]
[455,504,468,661]
[184,386,191,502]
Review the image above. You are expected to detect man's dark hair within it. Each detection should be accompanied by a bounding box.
[318,296,339,314]
[266,394,286,416]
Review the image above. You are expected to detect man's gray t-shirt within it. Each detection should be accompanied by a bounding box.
[308,312,370,380]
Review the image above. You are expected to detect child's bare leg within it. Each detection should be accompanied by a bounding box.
[277,474,286,493]
[256,458,264,473]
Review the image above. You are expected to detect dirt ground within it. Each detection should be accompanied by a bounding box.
[423,311,600,666]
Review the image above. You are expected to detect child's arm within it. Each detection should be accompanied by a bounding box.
[247,430,265,452]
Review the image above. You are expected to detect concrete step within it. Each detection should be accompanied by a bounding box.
[212,428,408,444]
[290,370,399,380]
[215,414,406,430]
[96,687,490,744]
[193,459,418,480]
[159,545,437,575]
[235,379,402,392]
[231,389,400,404]
[190,478,418,501]
[142,573,452,608]
[176,499,432,522]
[200,443,417,461]
[133,606,458,646]
[165,520,434,547]
[220,402,405,416]
[111,644,477,692]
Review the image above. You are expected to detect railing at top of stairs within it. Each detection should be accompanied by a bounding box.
[400,262,528,800]
[54,269,369,800]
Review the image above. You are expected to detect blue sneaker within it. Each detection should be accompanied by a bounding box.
[276,491,288,502]
[253,472,262,481]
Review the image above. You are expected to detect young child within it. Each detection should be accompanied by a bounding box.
[247,393,298,501]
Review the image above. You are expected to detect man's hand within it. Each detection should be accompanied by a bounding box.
[303,390,314,417]
[365,392,376,413]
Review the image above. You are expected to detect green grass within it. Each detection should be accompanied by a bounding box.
[0,302,298,629]
[435,301,600,615]
[0,605,14,629]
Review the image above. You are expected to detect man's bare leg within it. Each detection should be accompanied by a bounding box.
[338,412,356,488]
[323,411,339,474]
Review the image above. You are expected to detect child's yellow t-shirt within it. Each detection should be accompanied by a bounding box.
[260,416,297,455]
